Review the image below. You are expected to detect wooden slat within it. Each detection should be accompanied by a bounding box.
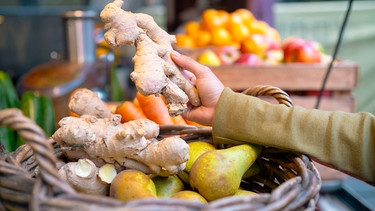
[211,60,358,91]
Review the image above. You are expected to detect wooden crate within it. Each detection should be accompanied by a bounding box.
[210,60,359,112]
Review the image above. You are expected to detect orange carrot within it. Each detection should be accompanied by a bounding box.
[184,118,207,127]
[136,92,174,125]
[115,101,147,123]
[133,98,141,108]
[172,115,187,125]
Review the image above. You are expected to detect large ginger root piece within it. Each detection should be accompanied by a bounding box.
[100,0,201,116]
[52,114,190,177]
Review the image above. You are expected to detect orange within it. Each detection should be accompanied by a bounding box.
[246,20,270,35]
[228,22,250,43]
[210,27,233,46]
[226,12,243,28]
[193,30,211,47]
[175,34,195,48]
[233,8,255,24]
[200,9,228,31]
[184,21,200,36]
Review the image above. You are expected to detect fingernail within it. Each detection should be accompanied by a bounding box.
[172,50,181,57]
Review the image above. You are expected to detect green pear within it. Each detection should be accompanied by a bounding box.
[177,170,190,184]
[242,162,260,179]
[189,144,262,201]
[152,175,185,197]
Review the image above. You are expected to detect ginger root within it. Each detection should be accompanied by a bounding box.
[100,0,201,116]
[58,159,109,195]
[54,89,190,177]
[69,88,112,118]
[53,115,189,176]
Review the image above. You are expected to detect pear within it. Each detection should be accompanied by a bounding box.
[234,189,256,196]
[186,141,216,172]
[152,175,185,198]
[171,190,208,204]
[178,141,216,183]
[109,169,157,202]
[189,144,262,201]
[242,162,260,179]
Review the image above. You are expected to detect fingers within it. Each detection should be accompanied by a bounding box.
[181,70,196,83]
[171,51,210,78]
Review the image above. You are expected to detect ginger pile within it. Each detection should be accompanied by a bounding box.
[100,0,201,116]
[53,88,190,177]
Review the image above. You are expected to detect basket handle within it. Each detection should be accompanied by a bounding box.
[0,108,75,194]
[241,85,293,107]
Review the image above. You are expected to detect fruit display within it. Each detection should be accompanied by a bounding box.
[175,8,328,66]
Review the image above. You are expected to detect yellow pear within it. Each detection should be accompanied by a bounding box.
[109,169,156,202]
[171,190,208,204]
[152,175,185,198]
[233,189,257,196]
[178,141,216,184]
[189,144,262,201]
[186,141,216,172]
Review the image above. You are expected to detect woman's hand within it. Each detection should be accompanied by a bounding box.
[171,51,224,126]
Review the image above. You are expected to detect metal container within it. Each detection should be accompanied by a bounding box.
[62,10,97,63]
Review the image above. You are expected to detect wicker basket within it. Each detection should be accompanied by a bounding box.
[0,85,321,211]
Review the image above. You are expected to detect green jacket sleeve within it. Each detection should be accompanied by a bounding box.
[212,87,375,184]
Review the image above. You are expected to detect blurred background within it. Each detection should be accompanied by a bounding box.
[0,0,374,114]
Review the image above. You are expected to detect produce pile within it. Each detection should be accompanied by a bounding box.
[55,88,262,203]
[174,8,328,66]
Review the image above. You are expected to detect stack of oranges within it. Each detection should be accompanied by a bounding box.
[175,8,281,58]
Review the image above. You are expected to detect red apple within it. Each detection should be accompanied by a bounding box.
[282,37,322,63]
[297,42,322,63]
[214,46,241,65]
[265,35,281,51]
[235,53,264,66]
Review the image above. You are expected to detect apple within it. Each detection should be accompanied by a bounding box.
[214,46,241,65]
[240,33,269,57]
[264,49,283,66]
[235,53,264,66]
[297,42,322,63]
[282,37,322,63]
[196,49,222,66]
[264,35,281,51]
